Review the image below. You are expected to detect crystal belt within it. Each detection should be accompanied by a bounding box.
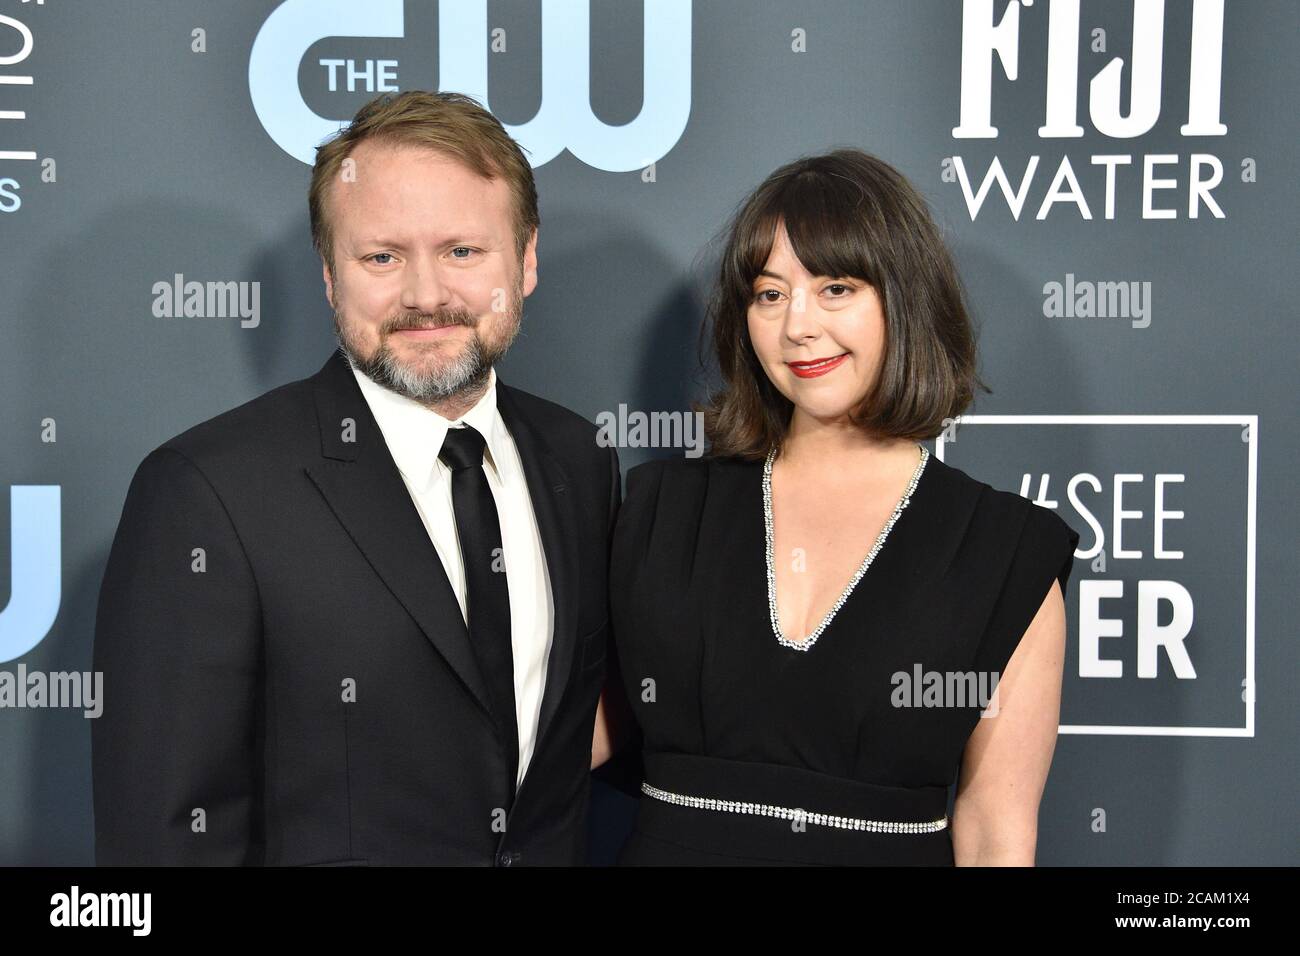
[640,780,949,834]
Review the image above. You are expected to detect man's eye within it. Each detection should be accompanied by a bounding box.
[451,247,476,259]
[368,253,394,265]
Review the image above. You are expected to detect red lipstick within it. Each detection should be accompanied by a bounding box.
[786,353,848,378]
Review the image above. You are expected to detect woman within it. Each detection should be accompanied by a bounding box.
[600,148,1080,865]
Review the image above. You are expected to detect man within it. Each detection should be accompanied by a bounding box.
[92,91,622,865]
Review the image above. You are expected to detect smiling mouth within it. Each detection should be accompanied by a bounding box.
[392,325,466,336]
[786,353,848,378]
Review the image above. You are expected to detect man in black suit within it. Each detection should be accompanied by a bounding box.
[92,91,624,865]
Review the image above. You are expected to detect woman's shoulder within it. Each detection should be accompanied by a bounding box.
[923,452,1080,590]
[613,455,756,580]
[923,452,1067,529]
[616,454,757,551]
[623,453,758,502]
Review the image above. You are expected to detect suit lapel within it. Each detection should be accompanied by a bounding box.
[495,380,581,762]
[303,349,497,725]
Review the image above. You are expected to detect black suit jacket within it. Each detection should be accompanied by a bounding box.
[92,349,620,865]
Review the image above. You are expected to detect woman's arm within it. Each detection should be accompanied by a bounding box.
[591,685,616,770]
[951,578,1068,866]
[591,652,635,770]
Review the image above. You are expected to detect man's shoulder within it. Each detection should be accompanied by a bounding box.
[497,380,603,449]
[152,367,321,470]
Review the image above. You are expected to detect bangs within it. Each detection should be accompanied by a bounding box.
[734,167,885,290]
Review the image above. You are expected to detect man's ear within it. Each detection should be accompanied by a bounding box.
[322,257,335,308]
[521,228,538,298]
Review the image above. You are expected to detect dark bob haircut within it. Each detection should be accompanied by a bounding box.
[699,148,989,460]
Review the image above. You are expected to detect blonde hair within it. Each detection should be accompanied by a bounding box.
[309,90,539,273]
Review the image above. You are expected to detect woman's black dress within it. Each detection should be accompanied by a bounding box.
[609,445,1080,865]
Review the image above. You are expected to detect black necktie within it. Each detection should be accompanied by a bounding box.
[438,424,518,800]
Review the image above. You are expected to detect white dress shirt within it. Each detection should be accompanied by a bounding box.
[350,364,554,791]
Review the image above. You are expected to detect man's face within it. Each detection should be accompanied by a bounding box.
[323,141,538,406]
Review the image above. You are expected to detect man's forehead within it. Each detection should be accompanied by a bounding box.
[328,144,511,242]
[347,227,495,247]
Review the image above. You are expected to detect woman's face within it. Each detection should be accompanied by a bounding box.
[746,222,887,425]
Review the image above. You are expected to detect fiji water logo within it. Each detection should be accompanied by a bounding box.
[946,0,1238,223]
[0,486,61,663]
[248,0,692,171]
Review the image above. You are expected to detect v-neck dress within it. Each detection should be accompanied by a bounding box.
[609,448,1081,866]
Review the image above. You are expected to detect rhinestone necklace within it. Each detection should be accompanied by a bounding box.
[763,442,929,651]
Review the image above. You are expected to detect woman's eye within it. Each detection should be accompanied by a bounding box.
[755,289,783,304]
[825,283,851,296]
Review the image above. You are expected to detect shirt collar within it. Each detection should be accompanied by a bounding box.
[349,363,510,493]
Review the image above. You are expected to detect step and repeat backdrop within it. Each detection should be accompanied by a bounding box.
[0,0,1294,865]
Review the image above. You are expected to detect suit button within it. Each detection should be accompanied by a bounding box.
[497,850,514,867]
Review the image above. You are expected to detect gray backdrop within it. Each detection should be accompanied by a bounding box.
[0,0,1295,865]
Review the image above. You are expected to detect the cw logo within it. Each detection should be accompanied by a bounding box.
[249,0,692,170]
[0,486,60,663]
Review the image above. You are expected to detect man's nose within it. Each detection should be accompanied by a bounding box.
[399,257,455,314]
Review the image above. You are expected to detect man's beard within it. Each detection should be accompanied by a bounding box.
[333,280,523,405]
